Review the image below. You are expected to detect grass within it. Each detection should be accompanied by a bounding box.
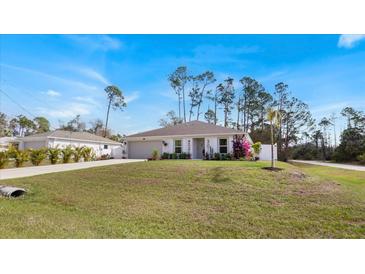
[1,160,364,238]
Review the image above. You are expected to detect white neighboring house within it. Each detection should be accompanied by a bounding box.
[17,130,126,158]
[0,137,19,151]
[126,120,276,160]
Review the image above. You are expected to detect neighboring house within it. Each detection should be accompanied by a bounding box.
[126,120,256,159]
[0,137,19,151]
[17,130,125,158]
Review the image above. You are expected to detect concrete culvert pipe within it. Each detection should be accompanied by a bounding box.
[0,186,26,198]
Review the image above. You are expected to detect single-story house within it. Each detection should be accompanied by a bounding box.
[126,120,276,160]
[17,130,125,158]
[0,137,19,151]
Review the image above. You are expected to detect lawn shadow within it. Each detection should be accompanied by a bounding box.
[210,167,234,183]
[262,167,284,172]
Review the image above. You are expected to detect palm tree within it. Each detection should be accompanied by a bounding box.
[267,107,281,169]
[104,85,127,137]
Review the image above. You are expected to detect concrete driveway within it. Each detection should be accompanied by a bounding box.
[0,159,146,180]
[291,160,365,171]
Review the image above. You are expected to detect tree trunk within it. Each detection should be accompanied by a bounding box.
[333,124,337,147]
[182,88,186,123]
[236,98,240,130]
[271,121,275,168]
[189,105,193,122]
[178,96,181,120]
[261,109,264,131]
[196,103,201,121]
[242,95,247,131]
[321,136,326,160]
[214,94,217,125]
[104,99,112,137]
[224,109,227,127]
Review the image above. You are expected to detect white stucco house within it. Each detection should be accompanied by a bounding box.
[0,137,18,151]
[126,120,276,160]
[17,130,126,158]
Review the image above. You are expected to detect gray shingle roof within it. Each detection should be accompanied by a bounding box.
[127,120,245,138]
[19,130,121,145]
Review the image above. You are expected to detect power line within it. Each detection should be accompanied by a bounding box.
[0,88,38,118]
[0,87,57,130]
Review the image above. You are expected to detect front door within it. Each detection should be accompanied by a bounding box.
[193,138,205,159]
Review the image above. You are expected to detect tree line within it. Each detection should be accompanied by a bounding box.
[0,113,50,137]
[0,112,126,143]
[292,106,365,163]
[0,85,127,143]
[160,66,313,161]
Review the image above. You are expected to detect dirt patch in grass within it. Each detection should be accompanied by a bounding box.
[290,170,307,180]
[262,167,284,172]
[210,167,234,184]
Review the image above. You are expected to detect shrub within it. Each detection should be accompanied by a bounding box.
[30,148,47,166]
[14,150,30,167]
[7,144,18,158]
[186,153,191,159]
[214,153,221,160]
[251,142,262,157]
[0,151,9,169]
[48,147,61,164]
[151,149,160,160]
[161,152,169,159]
[82,147,94,161]
[204,152,213,160]
[171,153,177,159]
[232,134,251,159]
[8,145,29,168]
[291,144,319,160]
[226,153,232,160]
[73,146,85,162]
[357,153,365,165]
[61,146,74,163]
[180,152,187,159]
[333,128,365,162]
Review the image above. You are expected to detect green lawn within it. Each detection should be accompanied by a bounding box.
[1,160,364,238]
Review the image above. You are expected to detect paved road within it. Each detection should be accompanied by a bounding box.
[291,160,365,171]
[0,159,146,180]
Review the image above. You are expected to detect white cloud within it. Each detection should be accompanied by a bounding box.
[338,34,365,48]
[76,67,110,85]
[73,96,100,106]
[45,89,61,97]
[38,102,92,118]
[2,63,98,92]
[65,35,122,51]
[124,91,140,104]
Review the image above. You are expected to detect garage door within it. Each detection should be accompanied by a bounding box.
[128,141,162,159]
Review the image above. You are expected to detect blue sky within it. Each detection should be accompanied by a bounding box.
[0,34,365,135]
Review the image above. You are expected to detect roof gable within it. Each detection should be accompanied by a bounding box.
[127,120,245,138]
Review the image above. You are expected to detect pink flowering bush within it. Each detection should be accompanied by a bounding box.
[232,134,251,159]
[243,139,251,159]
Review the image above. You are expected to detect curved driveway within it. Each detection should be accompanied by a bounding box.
[0,159,146,180]
[291,160,365,171]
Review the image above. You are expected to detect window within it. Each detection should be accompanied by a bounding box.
[104,145,108,149]
[219,138,228,153]
[174,139,182,153]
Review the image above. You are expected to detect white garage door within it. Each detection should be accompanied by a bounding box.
[128,141,162,159]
